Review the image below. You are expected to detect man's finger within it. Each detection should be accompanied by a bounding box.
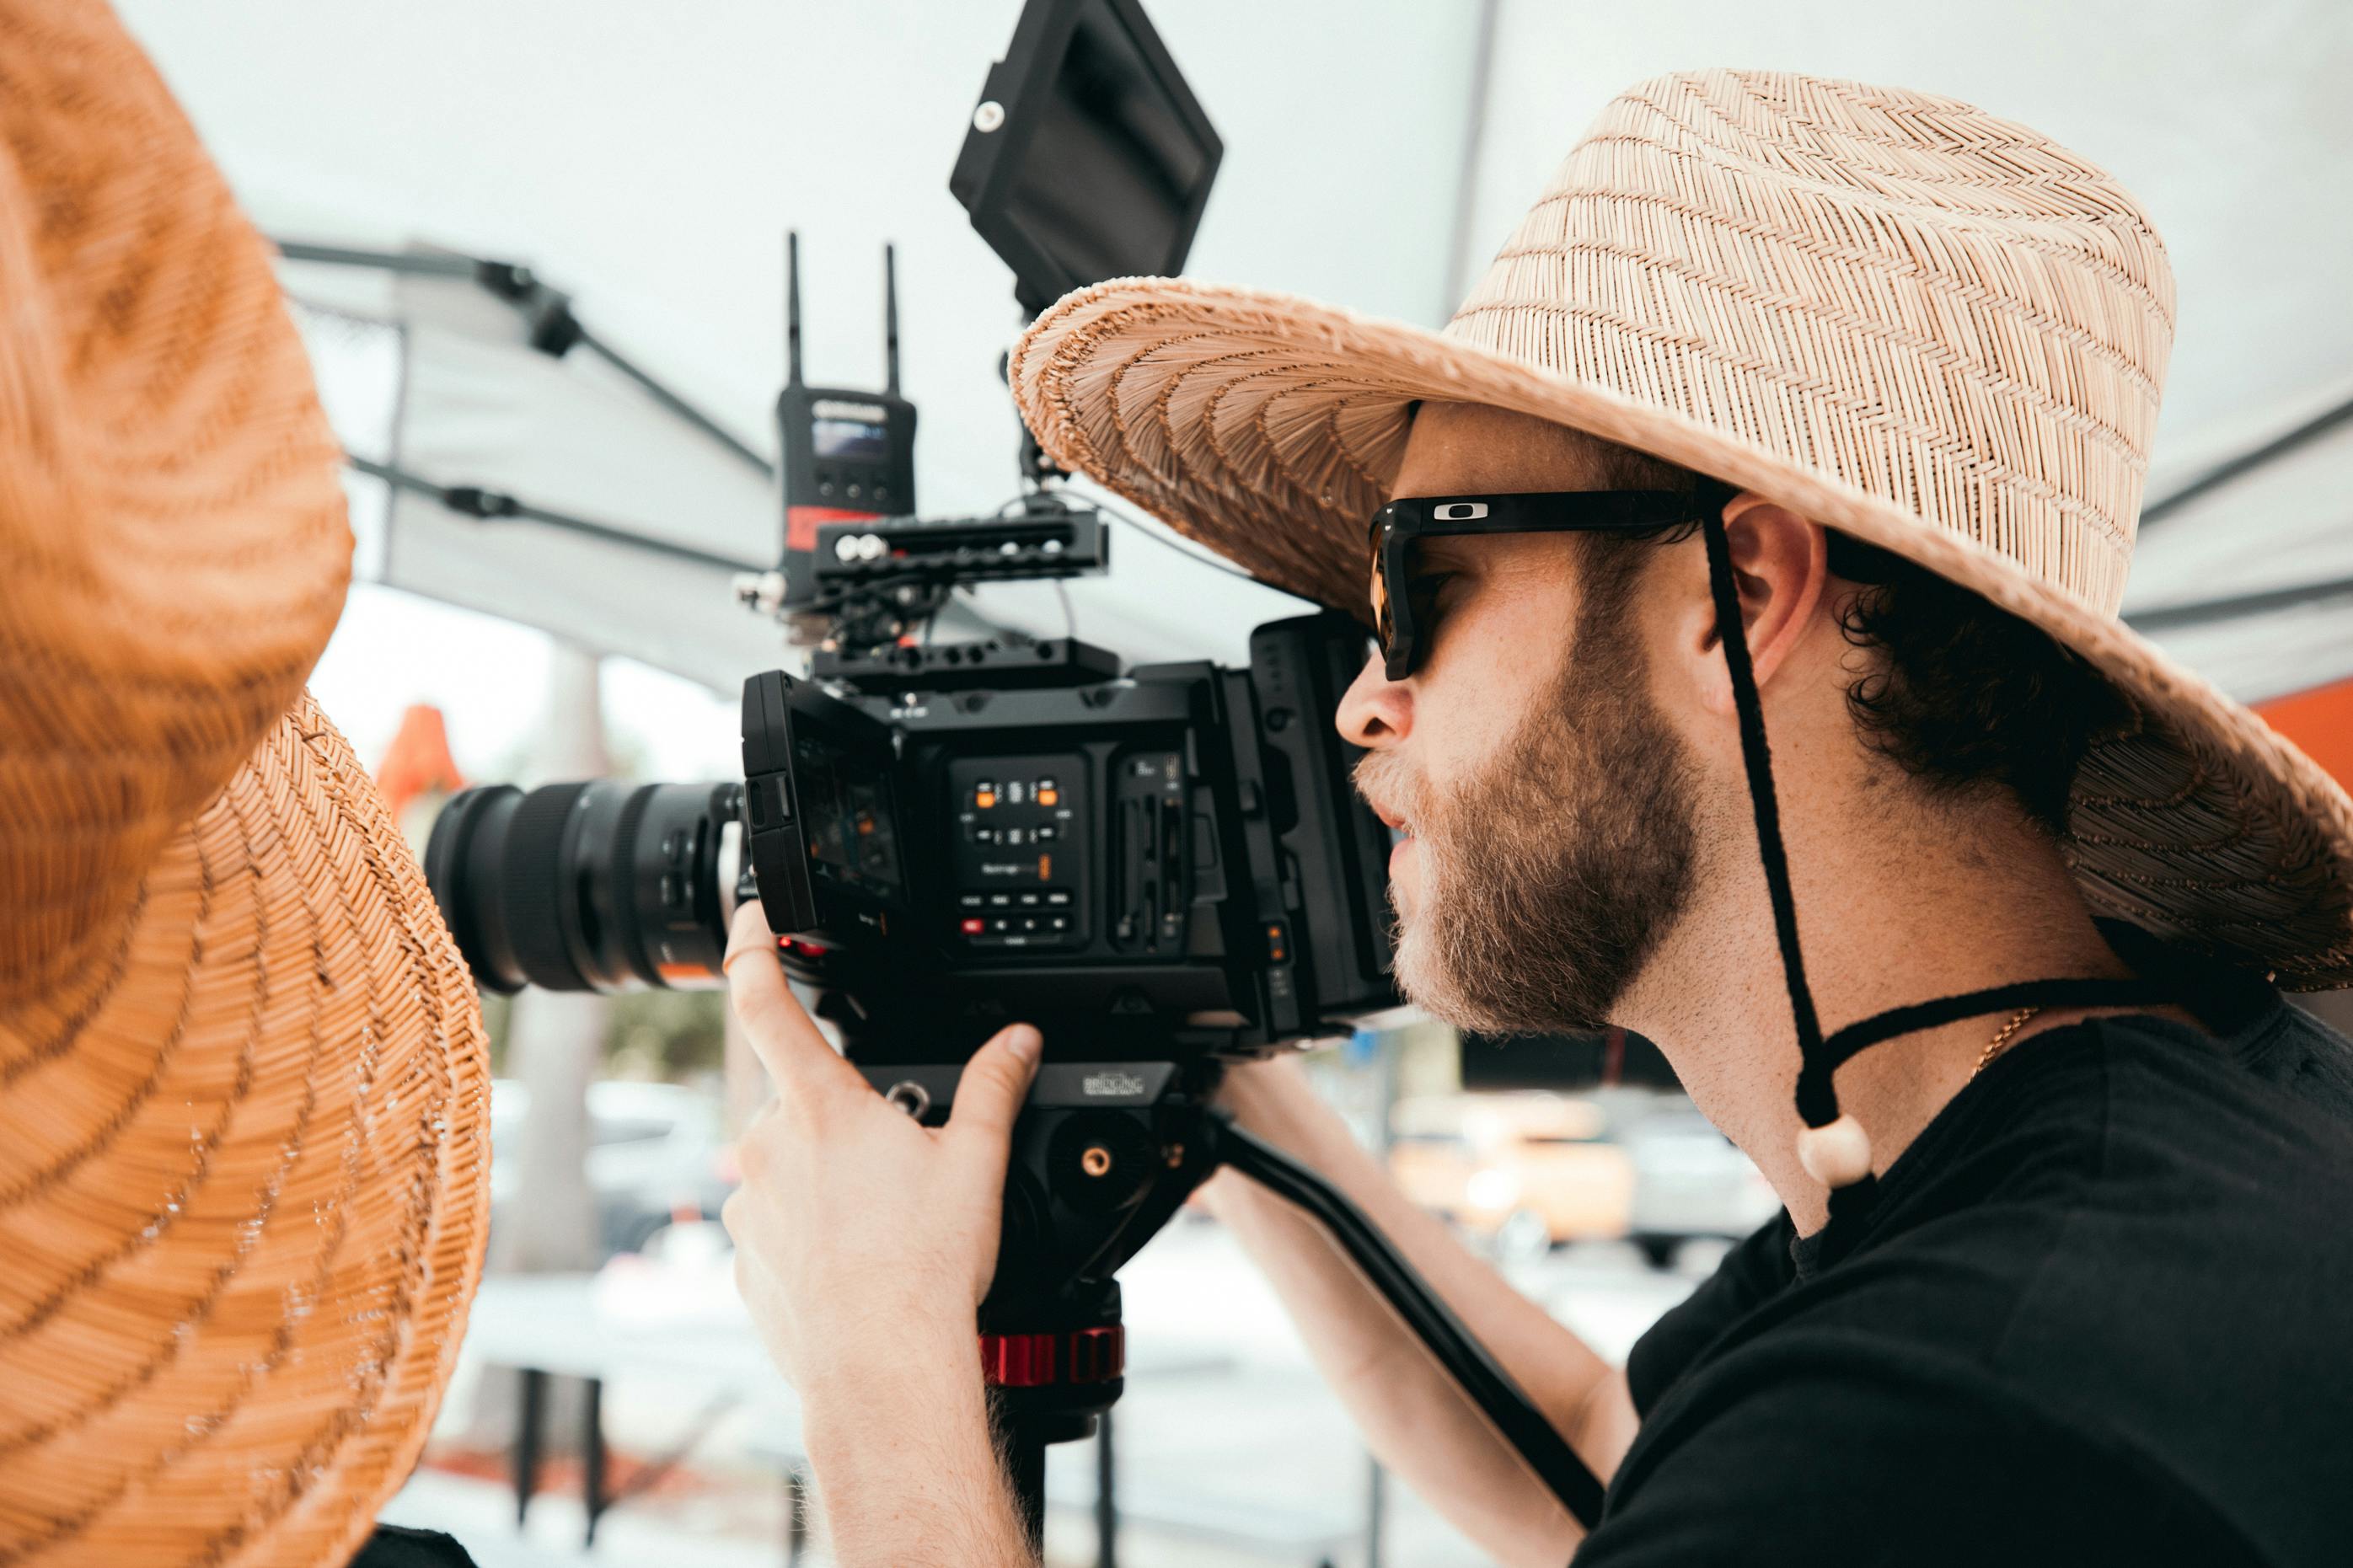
[723,902,864,1098]
[946,1024,1043,1148]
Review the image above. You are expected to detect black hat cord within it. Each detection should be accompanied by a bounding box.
[1696,512,2173,1233]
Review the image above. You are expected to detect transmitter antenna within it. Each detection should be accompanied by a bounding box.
[785,229,805,389]
[883,243,902,396]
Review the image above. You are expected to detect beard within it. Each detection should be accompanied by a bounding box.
[1359,623,1700,1037]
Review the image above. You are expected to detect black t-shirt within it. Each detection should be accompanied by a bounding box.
[1580,950,2353,1565]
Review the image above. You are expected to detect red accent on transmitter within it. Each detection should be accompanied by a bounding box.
[786,504,882,552]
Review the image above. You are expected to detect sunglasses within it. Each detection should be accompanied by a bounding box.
[1367,486,1738,679]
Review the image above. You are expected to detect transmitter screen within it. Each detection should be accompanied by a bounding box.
[812,416,890,459]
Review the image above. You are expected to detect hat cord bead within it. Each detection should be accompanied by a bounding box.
[1796,1113,1873,1187]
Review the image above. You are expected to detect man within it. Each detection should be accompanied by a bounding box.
[721,71,2353,1565]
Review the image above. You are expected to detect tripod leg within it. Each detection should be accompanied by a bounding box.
[1093,1410,1118,1568]
[582,1377,606,1548]
[512,1366,546,1529]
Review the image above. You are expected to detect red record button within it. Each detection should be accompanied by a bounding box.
[959,917,986,935]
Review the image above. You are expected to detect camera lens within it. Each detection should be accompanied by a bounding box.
[424,779,744,994]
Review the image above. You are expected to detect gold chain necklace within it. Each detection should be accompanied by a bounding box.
[1970,1005,2043,1081]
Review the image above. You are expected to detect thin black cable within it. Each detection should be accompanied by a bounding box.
[1700,513,1830,1124]
[1214,1117,1607,1528]
[1084,491,1271,586]
[1053,579,1077,641]
[1818,978,2177,1074]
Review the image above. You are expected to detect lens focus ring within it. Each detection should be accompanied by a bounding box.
[501,783,594,991]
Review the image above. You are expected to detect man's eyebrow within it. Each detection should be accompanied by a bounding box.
[1413,537,1480,570]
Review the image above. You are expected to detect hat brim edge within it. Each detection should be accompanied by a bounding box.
[1014,278,2353,989]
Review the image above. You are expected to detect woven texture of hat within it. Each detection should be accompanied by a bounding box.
[0,0,350,1019]
[0,3,492,1563]
[1012,69,2353,987]
[0,695,491,1566]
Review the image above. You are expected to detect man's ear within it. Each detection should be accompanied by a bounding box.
[1681,495,1832,718]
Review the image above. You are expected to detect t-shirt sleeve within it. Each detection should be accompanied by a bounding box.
[347,1526,479,1567]
[1575,1348,2252,1567]
[1622,1212,1793,1418]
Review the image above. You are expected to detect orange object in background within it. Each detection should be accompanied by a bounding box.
[2258,676,2353,793]
[376,703,467,822]
[1389,1094,1636,1258]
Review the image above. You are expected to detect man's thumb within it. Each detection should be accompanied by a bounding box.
[946,1024,1043,1144]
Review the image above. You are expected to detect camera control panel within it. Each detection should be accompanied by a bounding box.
[951,754,1085,950]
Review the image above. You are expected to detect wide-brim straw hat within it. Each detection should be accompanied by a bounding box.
[1013,69,2353,989]
[0,3,491,1563]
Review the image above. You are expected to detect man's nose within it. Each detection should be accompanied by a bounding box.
[1335,646,1409,747]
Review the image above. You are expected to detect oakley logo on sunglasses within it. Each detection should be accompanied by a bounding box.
[1430,502,1488,521]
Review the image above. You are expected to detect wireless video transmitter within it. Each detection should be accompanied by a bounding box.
[775,232,918,607]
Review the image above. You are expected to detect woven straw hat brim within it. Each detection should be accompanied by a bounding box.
[0,693,491,1566]
[0,3,493,1562]
[1012,276,2353,988]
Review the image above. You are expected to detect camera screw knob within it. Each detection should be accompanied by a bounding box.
[882,1079,932,1119]
[973,100,1005,133]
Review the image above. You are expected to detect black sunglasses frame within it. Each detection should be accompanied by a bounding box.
[1368,485,1737,679]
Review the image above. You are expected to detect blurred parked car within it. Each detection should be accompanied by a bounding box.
[1389,1093,1636,1261]
[1616,1102,1781,1266]
[490,1078,729,1259]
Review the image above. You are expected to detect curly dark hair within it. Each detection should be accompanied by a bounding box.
[1821,534,2128,837]
[1564,436,2125,838]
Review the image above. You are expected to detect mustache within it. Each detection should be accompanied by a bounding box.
[1352,751,1431,827]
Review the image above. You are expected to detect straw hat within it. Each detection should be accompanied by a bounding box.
[0,4,491,1563]
[1014,69,2353,990]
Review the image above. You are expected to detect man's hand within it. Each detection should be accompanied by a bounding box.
[719,902,1042,1391]
[719,903,1041,1565]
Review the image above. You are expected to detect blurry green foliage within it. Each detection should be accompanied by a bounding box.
[472,984,723,1083]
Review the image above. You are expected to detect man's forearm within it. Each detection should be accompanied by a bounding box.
[1206,1058,1616,1565]
[797,1324,1032,1567]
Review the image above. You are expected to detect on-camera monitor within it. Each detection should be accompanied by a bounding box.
[793,730,904,902]
[953,0,1222,312]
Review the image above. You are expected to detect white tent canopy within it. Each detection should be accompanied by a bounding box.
[121,0,2353,710]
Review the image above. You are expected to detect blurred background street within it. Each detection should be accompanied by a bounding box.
[382,1204,1723,1568]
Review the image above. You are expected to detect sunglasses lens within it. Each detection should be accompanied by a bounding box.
[1366,516,1392,656]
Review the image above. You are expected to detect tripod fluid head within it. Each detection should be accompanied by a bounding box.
[863,1045,1607,1548]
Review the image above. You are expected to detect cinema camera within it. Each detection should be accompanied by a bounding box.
[424,0,1608,1538]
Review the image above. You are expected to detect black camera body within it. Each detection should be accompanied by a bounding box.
[739,608,1392,1061]
[421,611,1391,1046]
[424,609,1396,1392]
